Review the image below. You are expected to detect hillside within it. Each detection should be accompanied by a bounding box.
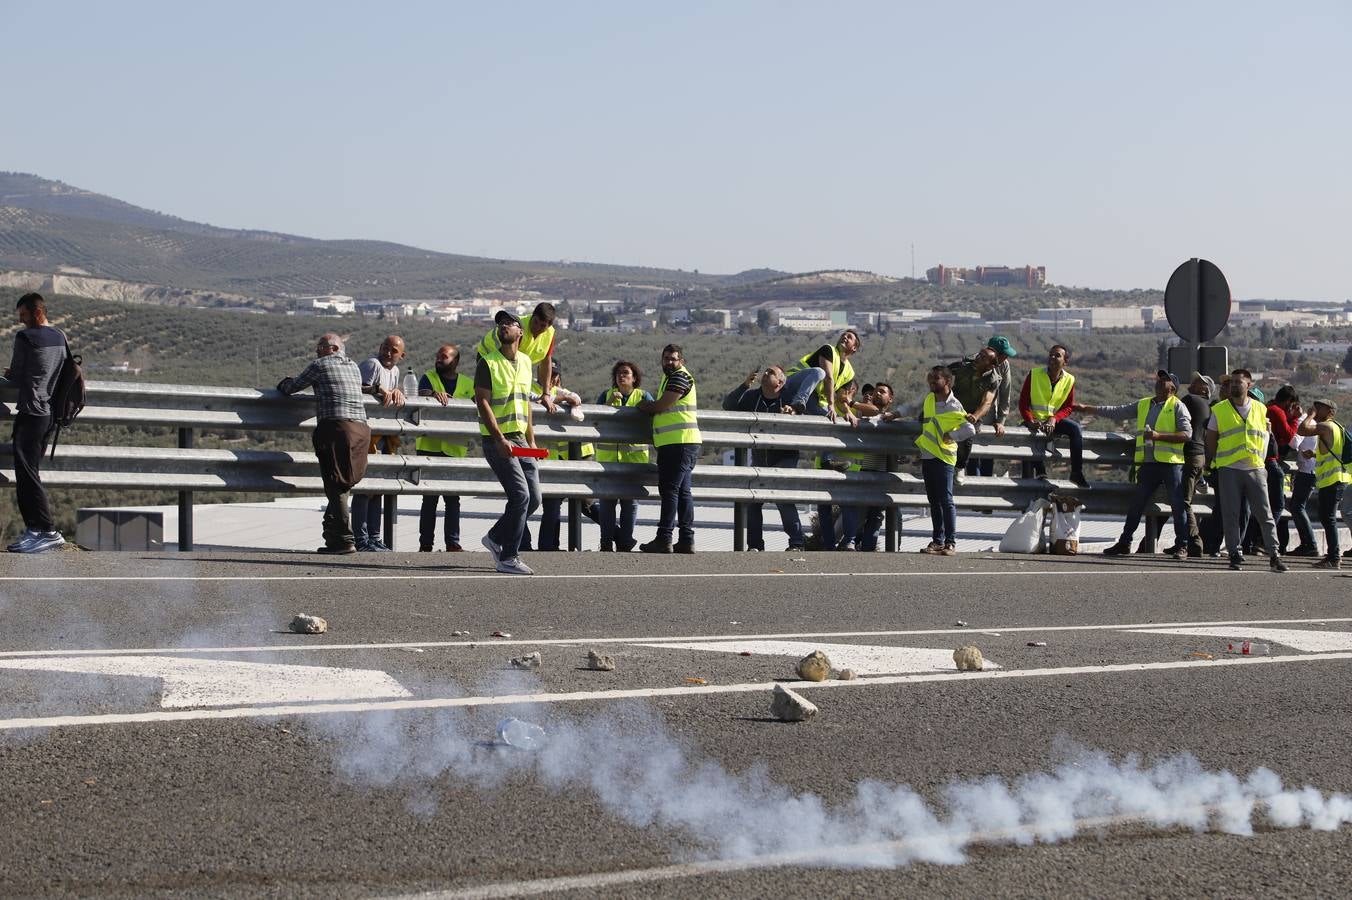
[0,173,781,302]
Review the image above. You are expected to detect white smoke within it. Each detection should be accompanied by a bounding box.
[311,701,1352,868]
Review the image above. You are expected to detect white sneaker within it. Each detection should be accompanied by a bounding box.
[7,529,40,552]
[16,531,65,553]
[481,534,503,563]
[495,557,534,575]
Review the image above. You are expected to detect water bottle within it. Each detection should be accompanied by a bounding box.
[496,717,547,750]
[1225,640,1271,656]
[402,372,418,397]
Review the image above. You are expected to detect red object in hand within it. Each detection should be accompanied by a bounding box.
[510,446,549,459]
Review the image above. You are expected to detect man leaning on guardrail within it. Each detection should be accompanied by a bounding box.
[276,333,371,555]
[638,344,701,554]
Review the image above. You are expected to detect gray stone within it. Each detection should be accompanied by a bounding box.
[288,614,327,635]
[837,669,857,681]
[770,684,818,722]
[796,650,832,682]
[586,650,616,671]
[509,651,541,670]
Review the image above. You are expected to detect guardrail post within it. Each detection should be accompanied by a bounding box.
[885,452,898,552]
[733,447,748,551]
[177,427,194,551]
[567,441,582,551]
[383,494,397,551]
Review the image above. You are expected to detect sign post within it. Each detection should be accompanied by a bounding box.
[1164,258,1231,378]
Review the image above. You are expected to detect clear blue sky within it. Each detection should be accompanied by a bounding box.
[4,0,1349,298]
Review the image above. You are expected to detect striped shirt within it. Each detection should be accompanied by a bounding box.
[278,354,367,422]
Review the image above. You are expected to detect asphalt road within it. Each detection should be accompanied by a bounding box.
[1,549,1350,898]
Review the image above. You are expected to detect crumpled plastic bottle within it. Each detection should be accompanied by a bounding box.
[496,717,546,750]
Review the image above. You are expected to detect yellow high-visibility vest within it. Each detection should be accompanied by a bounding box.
[415,369,476,457]
[1211,400,1268,469]
[787,345,855,404]
[478,350,532,437]
[652,366,701,447]
[1134,395,1184,465]
[595,387,649,463]
[915,393,968,465]
[1029,367,1075,421]
[1315,421,1351,488]
[477,314,555,365]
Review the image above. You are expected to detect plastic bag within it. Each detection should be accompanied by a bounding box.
[1048,492,1084,555]
[1000,498,1051,554]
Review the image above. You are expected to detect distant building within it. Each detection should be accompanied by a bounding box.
[927,264,1046,288]
[295,295,355,315]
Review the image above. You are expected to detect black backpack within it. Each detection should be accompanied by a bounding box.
[46,340,86,459]
[1339,421,1352,466]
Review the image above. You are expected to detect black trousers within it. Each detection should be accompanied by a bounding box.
[13,413,54,532]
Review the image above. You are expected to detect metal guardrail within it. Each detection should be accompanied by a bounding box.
[1,380,1205,551]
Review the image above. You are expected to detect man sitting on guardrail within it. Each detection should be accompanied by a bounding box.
[1019,344,1088,487]
[948,346,1002,483]
[781,329,860,424]
[638,344,701,554]
[276,333,370,555]
[1076,371,1192,559]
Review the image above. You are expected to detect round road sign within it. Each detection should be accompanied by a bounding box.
[1164,258,1231,344]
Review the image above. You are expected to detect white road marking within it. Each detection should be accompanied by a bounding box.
[0,656,412,708]
[388,811,1210,899]
[0,616,1346,659]
[2,651,1349,732]
[1129,627,1352,654]
[0,567,1337,582]
[638,640,1001,674]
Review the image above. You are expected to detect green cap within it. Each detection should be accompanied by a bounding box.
[987,336,1017,358]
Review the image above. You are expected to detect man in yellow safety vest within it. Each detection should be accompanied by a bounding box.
[474,311,540,575]
[915,366,975,555]
[477,303,559,413]
[1076,371,1193,558]
[638,344,701,553]
[1204,368,1287,573]
[1295,399,1350,569]
[1019,344,1087,487]
[782,329,861,423]
[415,343,475,552]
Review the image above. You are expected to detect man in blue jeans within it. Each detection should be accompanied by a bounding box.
[728,365,805,551]
[1076,371,1193,558]
[474,311,540,576]
[639,345,701,554]
[781,330,861,422]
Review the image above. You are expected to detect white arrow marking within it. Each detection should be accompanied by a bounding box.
[0,655,412,708]
[1127,627,1352,654]
[636,640,1001,675]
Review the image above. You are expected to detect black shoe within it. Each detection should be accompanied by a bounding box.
[640,539,673,554]
[599,541,613,552]
[1289,545,1320,558]
[674,540,695,554]
[1228,554,1243,570]
[1186,542,1203,559]
[1102,541,1130,557]
[1270,555,1288,573]
[318,543,357,555]
[419,545,434,552]
[615,540,636,553]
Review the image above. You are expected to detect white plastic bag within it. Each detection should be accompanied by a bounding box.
[1049,492,1084,555]
[1000,498,1051,554]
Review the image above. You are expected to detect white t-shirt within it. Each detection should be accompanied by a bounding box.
[1291,414,1317,475]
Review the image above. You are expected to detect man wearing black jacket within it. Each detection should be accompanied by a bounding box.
[5,293,68,553]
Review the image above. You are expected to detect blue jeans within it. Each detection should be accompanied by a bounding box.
[537,498,563,550]
[656,443,698,543]
[815,504,861,549]
[922,457,957,545]
[1118,462,1186,545]
[1024,419,1084,477]
[484,436,541,559]
[1318,483,1345,563]
[856,507,885,551]
[782,367,828,414]
[598,499,638,548]
[1282,472,1317,550]
[747,448,805,550]
[418,493,461,548]
[350,494,382,545]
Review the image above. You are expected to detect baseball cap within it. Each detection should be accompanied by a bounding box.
[1189,371,1217,398]
[1313,398,1337,412]
[1248,386,1266,403]
[494,309,523,327]
[1157,370,1180,390]
[987,335,1017,358]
